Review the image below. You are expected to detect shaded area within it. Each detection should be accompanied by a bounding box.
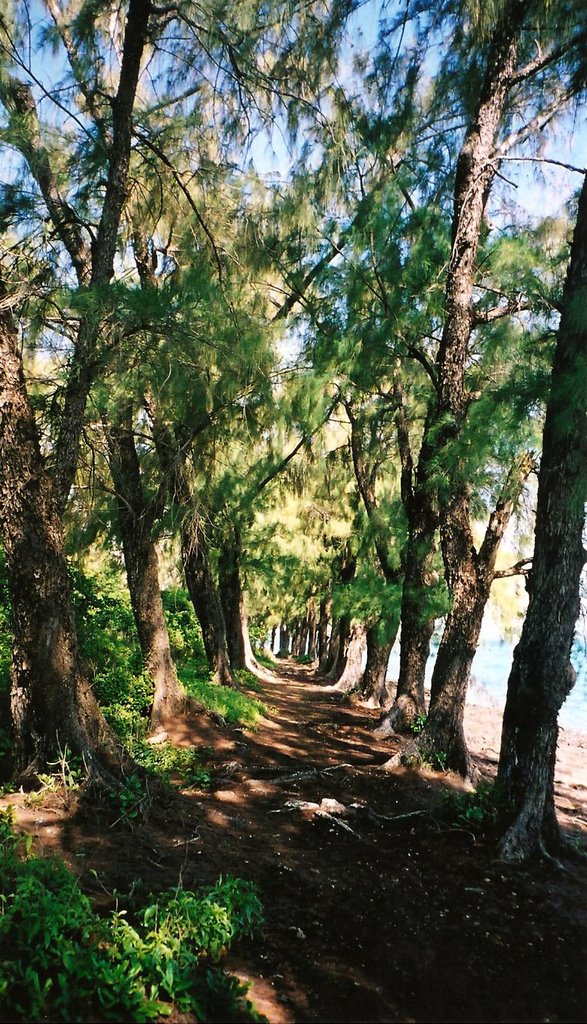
[2,659,586,1023]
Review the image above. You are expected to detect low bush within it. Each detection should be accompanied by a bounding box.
[0,808,265,1023]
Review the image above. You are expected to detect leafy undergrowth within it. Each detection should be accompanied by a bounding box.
[180,662,266,729]
[0,808,266,1024]
[73,569,266,747]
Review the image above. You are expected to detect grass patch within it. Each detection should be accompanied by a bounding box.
[180,661,266,728]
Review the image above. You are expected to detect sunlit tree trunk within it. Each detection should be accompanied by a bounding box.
[333,623,367,692]
[497,173,587,861]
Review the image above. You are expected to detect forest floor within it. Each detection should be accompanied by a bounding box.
[2,659,587,1024]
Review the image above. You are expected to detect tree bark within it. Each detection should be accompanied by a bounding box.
[147,402,235,686]
[362,624,396,708]
[218,525,248,672]
[317,596,331,671]
[324,614,352,681]
[103,407,185,731]
[182,513,235,686]
[0,278,115,777]
[278,624,290,657]
[333,623,367,692]
[497,173,587,861]
[381,2,528,745]
[419,454,534,776]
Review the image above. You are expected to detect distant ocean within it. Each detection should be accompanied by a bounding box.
[387,638,587,735]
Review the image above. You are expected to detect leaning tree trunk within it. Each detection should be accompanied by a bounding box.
[497,173,587,862]
[0,281,116,777]
[362,623,396,708]
[182,512,235,687]
[104,408,185,731]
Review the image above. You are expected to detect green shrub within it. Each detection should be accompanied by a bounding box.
[442,780,503,832]
[0,808,265,1023]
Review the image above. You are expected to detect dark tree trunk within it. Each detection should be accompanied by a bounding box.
[182,513,235,686]
[218,525,248,672]
[497,174,587,862]
[334,623,367,692]
[147,402,235,686]
[317,597,331,671]
[362,624,396,708]
[0,281,115,777]
[270,625,277,653]
[420,455,533,775]
[103,408,185,731]
[278,624,290,657]
[324,613,351,681]
[376,494,437,735]
[381,4,528,745]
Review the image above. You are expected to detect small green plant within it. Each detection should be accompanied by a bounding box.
[0,808,266,1022]
[442,780,503,832]
[35,743,85,793]
[110,773,152,827]
[128,739,213,789]
[410,713,427,736]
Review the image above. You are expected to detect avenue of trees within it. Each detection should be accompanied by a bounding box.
[0,0,585,863]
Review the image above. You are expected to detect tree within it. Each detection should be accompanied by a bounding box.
[0,0,152,774]
[496,173,587,861]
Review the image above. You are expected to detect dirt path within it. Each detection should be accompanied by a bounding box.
[3,661,587,1023]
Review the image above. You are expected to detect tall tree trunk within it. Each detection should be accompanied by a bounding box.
[182,512,235,686]
[147,402,235,686]
[317,596,331,671]
[419,454,534,776]
[218,525,248,672]
[103,408,185,731]
[381,3,528,745]
[497,174,587,862]
[0,279,115,777]
[362,623,396,708]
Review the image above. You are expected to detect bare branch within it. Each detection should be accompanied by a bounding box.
[493,558,532,579]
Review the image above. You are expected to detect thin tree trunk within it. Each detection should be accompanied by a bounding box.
[497,173,587,862]
[182,512,235,686]
[218,525,248,672]
[147,402,235,686]
[0,279,115,778]
[278,624,290,657]
[103,407,185,731]
[317,597,331,671]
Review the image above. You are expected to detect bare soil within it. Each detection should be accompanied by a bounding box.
[3,659,586,1023]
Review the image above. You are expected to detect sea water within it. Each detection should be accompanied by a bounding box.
[387,638,587,734]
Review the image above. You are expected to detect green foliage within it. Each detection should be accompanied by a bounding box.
[180,661,266,728]
[0,809,265,1022]
[442,781,503,833]
[127,741,213,790]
